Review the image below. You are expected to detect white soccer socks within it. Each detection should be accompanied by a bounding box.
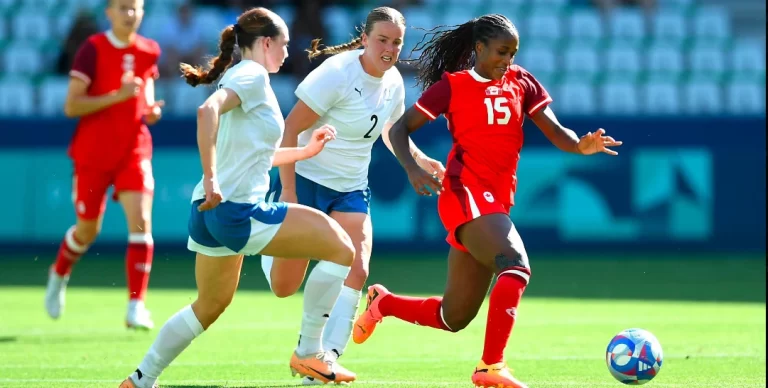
[296,261,350,356]
[131,305,204,387]
[261,255,274,290]
[322,285,362,356]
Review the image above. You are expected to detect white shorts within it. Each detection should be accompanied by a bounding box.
[187,200,288,257]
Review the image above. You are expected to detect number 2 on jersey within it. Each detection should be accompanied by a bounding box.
[484,97,511,125]
[364,114,378,138]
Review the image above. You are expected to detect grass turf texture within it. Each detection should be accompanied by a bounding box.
[0,254,765,387]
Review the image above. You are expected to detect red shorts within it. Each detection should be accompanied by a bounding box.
[437,175,513,252]
[72,159,154,219]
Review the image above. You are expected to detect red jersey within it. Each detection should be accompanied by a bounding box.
[415,65,551,197]
[68,31,161,170]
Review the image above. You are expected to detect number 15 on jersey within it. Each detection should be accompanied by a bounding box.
[484,97,511,125]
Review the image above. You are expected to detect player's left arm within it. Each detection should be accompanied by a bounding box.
[143,77,163,125]
[143,45,163,125]
[520,67,622,155]
[273,124,337,166]
[531,107,622,156]
[530,107,580,153]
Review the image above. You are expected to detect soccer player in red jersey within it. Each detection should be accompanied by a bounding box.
[45,0,162,330]
[352,14,622,387]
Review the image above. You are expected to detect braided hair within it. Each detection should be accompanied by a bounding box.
[406,14,518,91]
[306,6,405,60]
[180,7,284,86]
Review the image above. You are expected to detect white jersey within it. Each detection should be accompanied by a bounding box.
[191,60,284,204]
[294,49,406,192]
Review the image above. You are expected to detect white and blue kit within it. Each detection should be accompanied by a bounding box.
[188,60,288,257]
[266,49,406,214]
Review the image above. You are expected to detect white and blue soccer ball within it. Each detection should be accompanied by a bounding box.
[606,328,663,385]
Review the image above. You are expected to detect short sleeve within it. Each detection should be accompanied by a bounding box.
[415,74,451,120]
[225,71,267,112]
[70,40,97,85]
[148,64,160,80]
[294,61,344,116]
[149,41,161,80]
[387,83,406,124]
[518,67,552,117]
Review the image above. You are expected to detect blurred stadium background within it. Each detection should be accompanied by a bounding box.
[0,0,765,387]
[0,0,764,254]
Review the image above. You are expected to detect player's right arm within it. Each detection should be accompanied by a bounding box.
[196,88,242,177]
[278,100,323,201]
[389,77,450,196]
[194,87,243,211]
[389,76,451,196]
[63,40,142,118]
[279,61,344,200]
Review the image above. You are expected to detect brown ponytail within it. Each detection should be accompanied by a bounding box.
[180,25,236,86]
[306,37,363,60]
[305,6,405,61]
[179,7,285,87]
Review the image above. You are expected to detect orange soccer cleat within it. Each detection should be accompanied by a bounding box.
[118,369,158,388]
[118,377,158,388]
[352,284,390,344]
[118,378,136,388]
[290,351,356,384]
[471,360,528,388]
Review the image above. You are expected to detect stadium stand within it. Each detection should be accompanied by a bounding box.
[0,0,764,117]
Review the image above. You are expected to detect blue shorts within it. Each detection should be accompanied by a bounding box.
[267,173,371,215]
[187,199,288,257]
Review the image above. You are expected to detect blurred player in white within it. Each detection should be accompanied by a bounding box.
[121,7,358,388]
[260,6,444,384]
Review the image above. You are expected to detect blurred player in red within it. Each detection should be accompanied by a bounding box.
[45,0,162,330]
[352,14,622,388]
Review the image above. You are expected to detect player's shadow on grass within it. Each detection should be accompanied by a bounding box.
[0,336,17,343]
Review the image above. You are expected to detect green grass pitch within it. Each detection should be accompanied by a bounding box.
[0,254,765,387]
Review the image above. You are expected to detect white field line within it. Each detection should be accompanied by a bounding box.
[0,353,763,370]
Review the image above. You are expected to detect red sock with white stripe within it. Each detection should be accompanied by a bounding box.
[53,226,89,276]
[481,268,529,365]
[126,233,154,301]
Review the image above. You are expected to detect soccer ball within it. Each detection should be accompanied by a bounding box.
[605,328,663,385]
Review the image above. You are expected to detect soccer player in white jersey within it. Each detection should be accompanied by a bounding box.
[120,8,359,388]
[259,7,445,384]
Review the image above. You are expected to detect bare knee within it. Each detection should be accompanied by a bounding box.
[270,278,301,298]
[344,261,369,290]
[129,220,152,235]
[74,223,100,246]
[192,292,234,328]
[127,210,152,234]
[443,310,478,332]
[441,298,482,332]
[494,249,531,283]
[330,233,355,267]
